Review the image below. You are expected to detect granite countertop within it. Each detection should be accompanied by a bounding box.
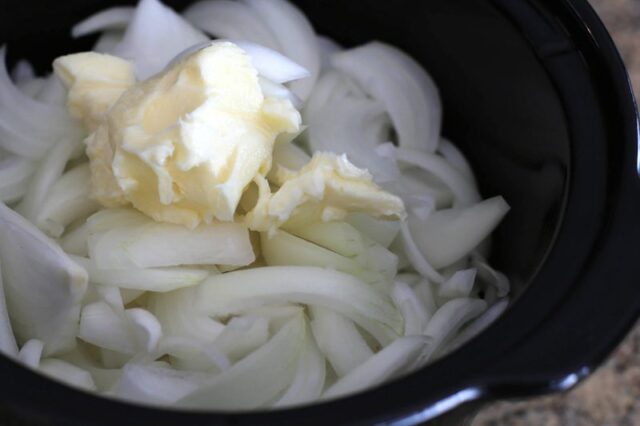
[473,1,640,425]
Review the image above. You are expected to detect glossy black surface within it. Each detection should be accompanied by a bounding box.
[0,0,639,425]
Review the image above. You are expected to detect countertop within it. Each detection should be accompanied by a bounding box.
[473,0,640,424]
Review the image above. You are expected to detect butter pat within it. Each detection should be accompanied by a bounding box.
[247,152,406,233]
[74,41,301,228]
[54,52,136,132]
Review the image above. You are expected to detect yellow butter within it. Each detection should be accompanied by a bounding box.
[247,152,406,233]
[63,41,301,228]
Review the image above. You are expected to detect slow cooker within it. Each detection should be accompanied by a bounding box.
[0,0,638,424]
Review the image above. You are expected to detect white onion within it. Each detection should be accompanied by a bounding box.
[243,0,320,101]
[332,42,442,152]
[17,338,44,368]
[114,0,209,79]
[0,155,37,204]
[183,0,280,50]
[72,7,134,38]
[178,315,304,409]
[0,202,87,355]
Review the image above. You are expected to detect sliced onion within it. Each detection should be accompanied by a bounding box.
[0,155,37,204]
[274,322,325,407]
[86,208,148,234]
[399,221,444,284]
[60,222,89,256]
[322,336,431,400]
[183,0,280,50]
[0,48,79,158]
[438,269,477,300]
[11,60,35,85]
[78,301,136,354]
[407,197,510,269]
[438,139,476,185]
[72,7,134,38]
[261,230,388,290]
[18,77,46,99]
[178,315,304,409]
[413,279,437,319]
[310,306,373,377]
[36,163,100,238]
[396,147,480,208]
[88,220,254,269]
[332,42,442,152]
[346,213,400,248]
[94,31,124,54]
[234,41,310,84]
[71,255,209,293]
[17,137,79,224]
[443,298,509,354]
[471,253,510,298]
[244,0,320,101]
[391,281,430,336]
[114,362,205,405]
[0,203,87,355]
[147,287,225,345]
[160,336,230,372]
[39,359,96,391]
[126,308,162,353]
[36,74,68,105]
[318,36,342,72]
[114,0,209,79]
[424,298,487,353]
[194,266,403,342]
[18,339,44,368]
[212,316,269,361]
[305,72,399,183]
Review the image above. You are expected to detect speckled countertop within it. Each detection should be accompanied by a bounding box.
[472,1,640,425]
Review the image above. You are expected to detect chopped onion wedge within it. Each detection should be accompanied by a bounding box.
[0,155,36,204]
[183,0,280,50]
[114,362,204,404]
[178,315,304,409]
[18,338,44,368]
[323,336,431,400]
[0,203,87,355]
[244,0,320,101]
[396,147,480,208]
[114,0,208,79]
[332,42,442,152]
[274,322,325,407]
[310,306,373,377]
[72,7,134,38]
[212,316,269,362]
[234,41,310,84]
[36,163,100,238]
[424,298,487,352]
[88,220,254,269]
[391,281,430,336]
[407,197,510,269]
[79,301,136,354]
[18,137,81,225]
[194,266,403,338]
[438,269,477,300]
[71,256,209,293]
[40,359,96,391]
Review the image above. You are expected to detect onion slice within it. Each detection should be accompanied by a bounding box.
[114,0,208,79]
[322,336,431,400]
[243,0,320,101]
[0,202,87,355]
[178,315,305,409]
[332,42,442,152]
[183,0,280,50]
[194,266,403,339]
[72,7,134,38]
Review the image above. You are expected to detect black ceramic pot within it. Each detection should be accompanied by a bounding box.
[0,0,639,425]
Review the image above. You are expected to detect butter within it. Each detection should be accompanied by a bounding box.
[247,152,406,233]
[57,41,301,228]
[54,52,136,132]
